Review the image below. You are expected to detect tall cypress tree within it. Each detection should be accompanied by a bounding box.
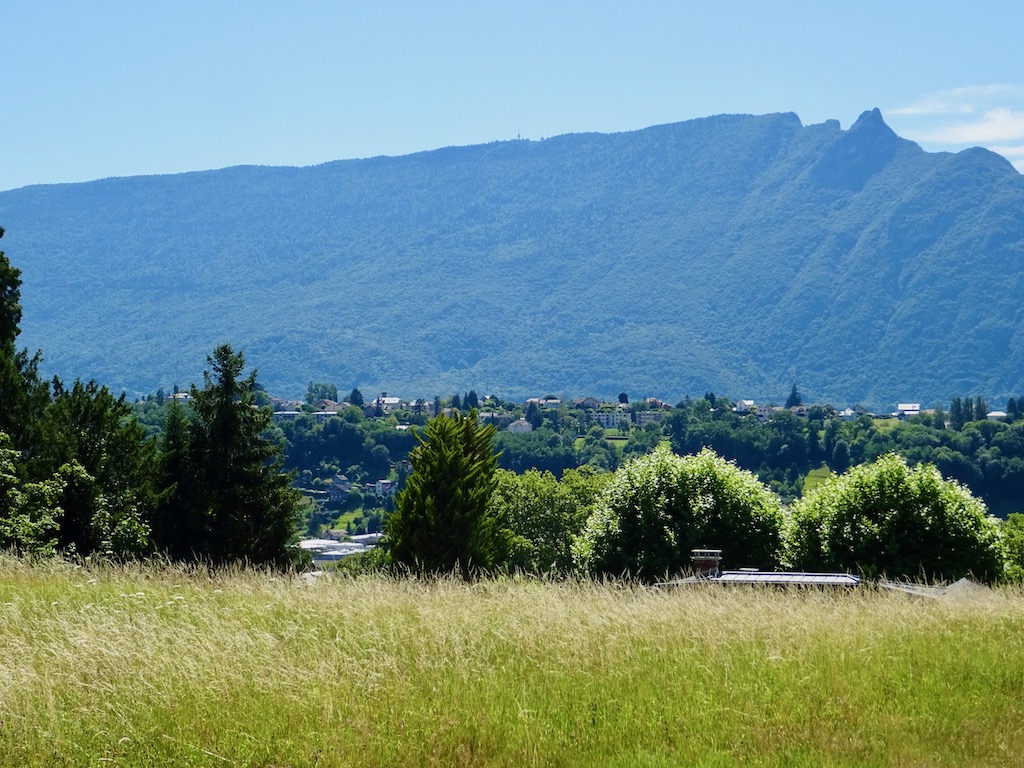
[387,408,509,579]
[950,397,965,431]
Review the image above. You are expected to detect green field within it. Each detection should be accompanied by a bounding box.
[1,559,1022,766]
[802,464,834,494]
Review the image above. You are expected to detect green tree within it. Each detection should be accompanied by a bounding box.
[305,381,338,404]
[830,439,851,473]
[387,408,508,579]
[973,397,989,422]
[490,466,610,574]
[0,431,67,556]
[34,378,158,557]
[152,398,202,559]
[347,388,365,407]
[573,446,785,581]
[0,227,49,457]
[785,384,802,409]
[950,397,966,430]
[168,345,302,565]
[788,453,1004,581]
[1003,513,1024,582]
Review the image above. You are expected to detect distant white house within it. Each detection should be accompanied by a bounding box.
[635,411,664,426]
[987,411,1008,421]
[734,399,755,413]
[374,479,396,497]
[896,403,920,419]
[369,396,403,414]
[507,418,533,433]
[593,411,631,429]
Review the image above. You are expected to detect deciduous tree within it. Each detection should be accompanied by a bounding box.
[788,453,1004,581]
[573,446,785,580]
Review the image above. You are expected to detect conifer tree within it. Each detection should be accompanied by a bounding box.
[173,345,302,565]
[0,227,49,457]
[785,384,802,409]
[387,408,509,579]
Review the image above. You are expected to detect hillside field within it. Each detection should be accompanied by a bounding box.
[1,559,1022,767]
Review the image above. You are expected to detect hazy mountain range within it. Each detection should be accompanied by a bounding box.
[1,108,1022,409]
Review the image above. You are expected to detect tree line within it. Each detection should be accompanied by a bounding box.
[383,410,1018,584]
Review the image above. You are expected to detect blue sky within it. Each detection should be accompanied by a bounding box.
[4,1,1023,191]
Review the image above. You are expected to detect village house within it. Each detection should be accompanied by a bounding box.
[896,403,920,419]
[328,474,352,501]
[507,417,533,433]
[755,405,783,422]
[524,396,561,410]
[635,411,665,426]
[593,410,631,429]
[369,395,403,414]
[374,479,396,497]
[478,411,517,429]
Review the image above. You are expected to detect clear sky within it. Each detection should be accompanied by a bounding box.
[3,1,1023,191]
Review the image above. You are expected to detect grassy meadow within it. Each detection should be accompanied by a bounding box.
[1,559,1022,767]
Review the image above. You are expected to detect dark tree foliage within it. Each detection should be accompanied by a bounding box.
[0,227,49,457]
[305,381,338,404]
[785,384,802,409]
[157,345,302,565]
[387,408,509,579]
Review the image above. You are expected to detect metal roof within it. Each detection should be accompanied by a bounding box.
[717,571,860,586]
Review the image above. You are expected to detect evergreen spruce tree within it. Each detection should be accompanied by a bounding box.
[387,408,509,579]
[152,397,203,559]
[950,397,966,431]
[785,384,802,409]
[0,227,49,458]
[181,345,302,565]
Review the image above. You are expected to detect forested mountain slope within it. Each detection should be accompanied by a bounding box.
[1,109,1022,407]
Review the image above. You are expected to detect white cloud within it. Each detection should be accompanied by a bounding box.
[912,108,1024,144]
[890,84,1023,116]
[887,86,1024,172]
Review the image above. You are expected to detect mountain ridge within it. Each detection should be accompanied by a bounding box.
[1,110,1022,409]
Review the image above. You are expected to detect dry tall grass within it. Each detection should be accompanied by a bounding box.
[1,557,1022,767]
